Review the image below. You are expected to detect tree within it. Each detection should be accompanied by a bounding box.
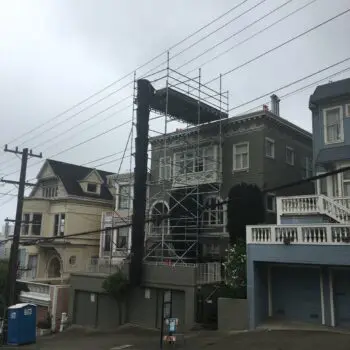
[226,183,265,244]
[222,240,247,298]
[223,183,265,297]
[102,270,129,325]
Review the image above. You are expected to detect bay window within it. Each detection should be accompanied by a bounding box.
[324,106,343,144]
[174,146,216,176]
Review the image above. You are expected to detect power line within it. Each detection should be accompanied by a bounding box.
[177,0,296,70]
[2,166,350,248]
[229,56,350,112]
[3,119,132,179]
[186,0,318,75]
[205,7,350,85]
[237,65,350,115]
[139,0,265,80]
[0,1,251,169]
[0,101,133,173]
[0,1,324,172]
[3,0,249,149]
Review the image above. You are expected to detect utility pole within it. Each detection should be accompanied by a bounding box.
[129,79,153,287]
[1,145,42,307]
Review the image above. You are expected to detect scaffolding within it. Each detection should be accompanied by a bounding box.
[138,53,229,265]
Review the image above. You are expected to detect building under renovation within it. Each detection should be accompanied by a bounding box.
[69,63,314,331]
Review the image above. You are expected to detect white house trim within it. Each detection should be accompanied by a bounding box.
[320,269,325,325]
[267,265,272,317]
[329,269,335,327]
[323,105,344,145]
[149,200,170,236]
[51,285,59,331]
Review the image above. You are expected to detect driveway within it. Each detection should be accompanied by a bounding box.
[3,326,350,350]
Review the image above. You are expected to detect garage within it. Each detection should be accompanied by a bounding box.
[271,265,322,324]
[73,290,98,327]
[73,291,123,329]
[332,269,350,327]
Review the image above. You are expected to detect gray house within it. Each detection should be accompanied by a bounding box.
[146,95,314,264]
[247,77,350,330]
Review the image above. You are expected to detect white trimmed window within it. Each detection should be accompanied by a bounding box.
[53,213,65,236]
[103,227,112,254]
[265,138,275,159]
[118,185,131,209]
[323,106,343,144]
[150,202,169,236]
[203,197,224,226]
[345,104,350,118]
[343,170,350,196]
[116,227,129,250]
[174,146,216,176]
[286,146,295,166]
[233,142,249,171]
[159,156,172,180]
[302,156,313,179]
[266,193,276,212]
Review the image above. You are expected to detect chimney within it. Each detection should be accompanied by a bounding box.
[270,94,280,116]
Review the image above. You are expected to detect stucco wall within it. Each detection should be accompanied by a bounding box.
[69,265,197,331]
[217,298,248,331]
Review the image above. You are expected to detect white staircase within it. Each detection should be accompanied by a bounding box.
[278,195,350,224]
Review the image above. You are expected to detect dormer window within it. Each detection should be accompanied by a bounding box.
[42,186,58,198]
[87,183,97,193]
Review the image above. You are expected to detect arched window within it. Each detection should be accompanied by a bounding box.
[203,196,223,226]
[150,201,169,236]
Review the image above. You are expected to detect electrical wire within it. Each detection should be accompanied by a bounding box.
[177,0,296,70]
[0,101,133,175]
[3,119,132,178]
[0,0,249,169]
[186,0,318,75]
[2,0,250,149]
[2,167,350,247]
[0,0,321,173]
[205,7,350,85]
[229,56,350,112]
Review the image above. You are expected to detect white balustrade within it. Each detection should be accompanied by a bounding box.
[18,281,51,295]
[86,257,124,274]
[247,224,350,245]
[277,195,350,224]
[334,197,350,209]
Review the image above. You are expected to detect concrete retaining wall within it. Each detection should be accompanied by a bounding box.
[217,298,248,331]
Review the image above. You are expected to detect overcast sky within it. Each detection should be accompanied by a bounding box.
[0,0,349,227]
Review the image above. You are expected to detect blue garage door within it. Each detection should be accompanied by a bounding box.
[272,266,321,324]
[333,269,350,327]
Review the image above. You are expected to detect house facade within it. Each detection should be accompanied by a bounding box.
[246,77,350,329]
[96,172,134,271]
[9,159,115,281]
[68,82,314,332]
[147,95,314,264]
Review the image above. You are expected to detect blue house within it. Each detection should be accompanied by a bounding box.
[246,78,350,329]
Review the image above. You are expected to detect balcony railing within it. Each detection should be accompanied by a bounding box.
[20,281,51,295]
[277,195,350,224]
[247,224,350,245]
[172,170,222,188]
[85,257,125,274]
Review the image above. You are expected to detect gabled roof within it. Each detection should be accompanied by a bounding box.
[310,78,350,105]
[42,159,115,201]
